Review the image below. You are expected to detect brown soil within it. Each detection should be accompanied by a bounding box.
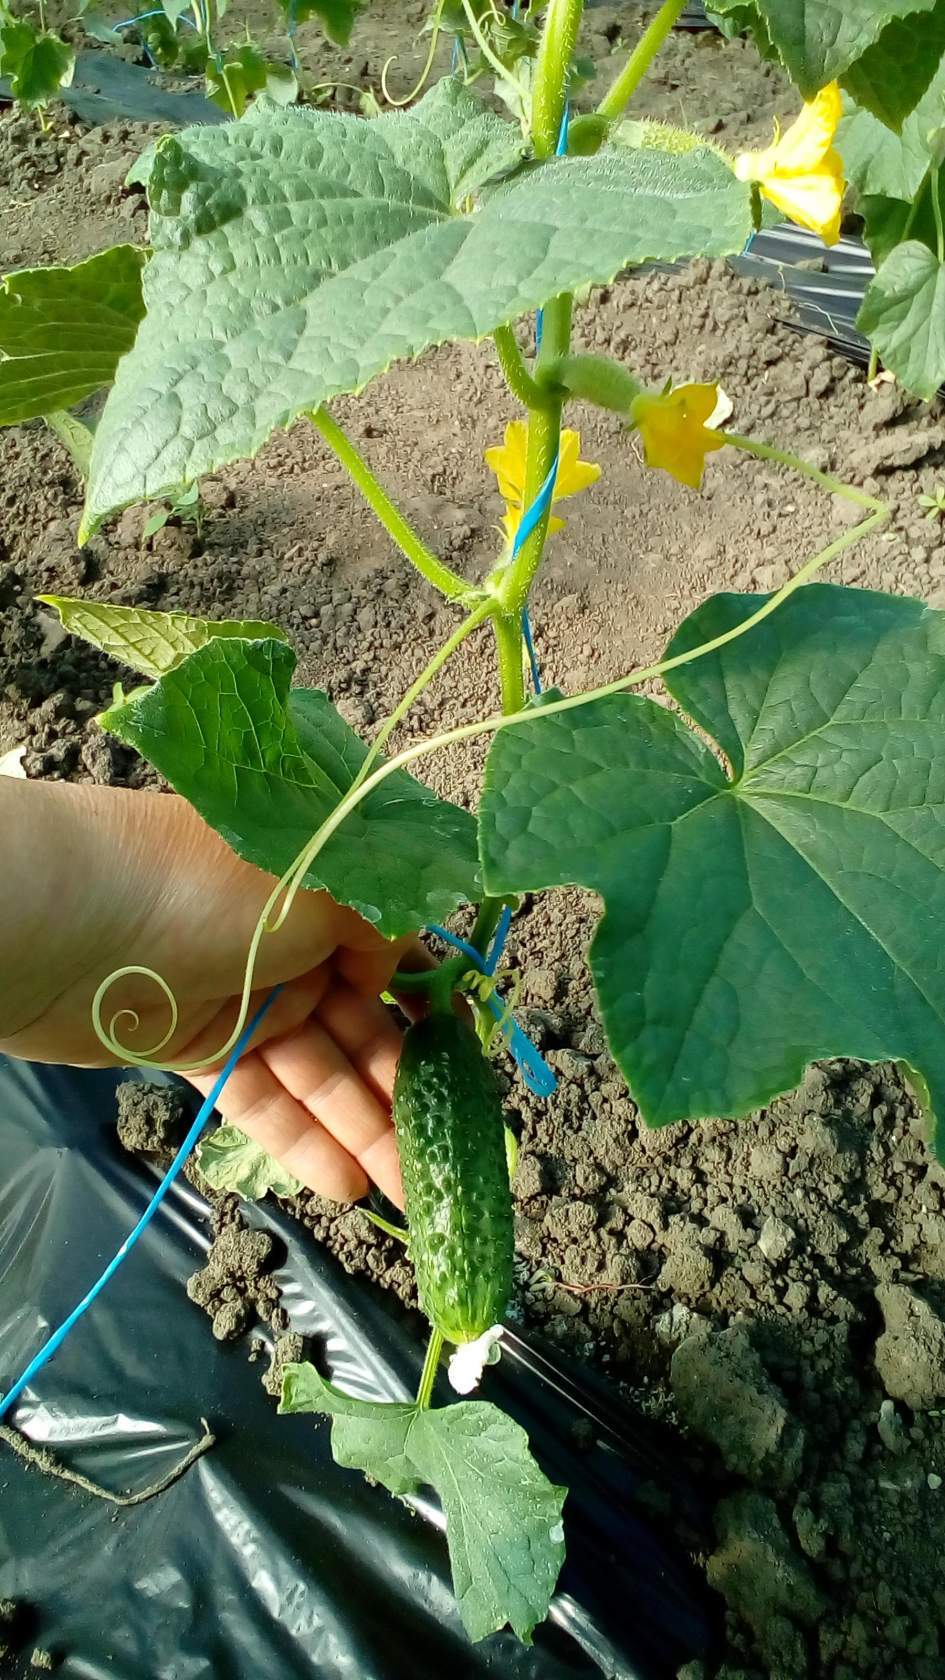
[4,11,945,1679]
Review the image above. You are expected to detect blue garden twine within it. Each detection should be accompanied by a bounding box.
[426,918,558,1098]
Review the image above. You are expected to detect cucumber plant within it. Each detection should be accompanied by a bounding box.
[11,0,945,1648]
[0,0,74,127]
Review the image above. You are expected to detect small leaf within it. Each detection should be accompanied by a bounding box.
[206,46,298,116]
[0,245,146,426]
[0,22,74,107]
[857,241,945,400]
[263,60,299,107]
[45,410,94,478]
[82,80,752,532]
[78,11,124,45]
[205,44,269,117]
[480,584,945,1162]
[705,0,778,56]
[38,597,289,680]
[138,13,180,68]
[280,1364,567,1643]
[141,508,169,539]
[753,0,936,98]
[195,1123,302,1199]
[99,637,481,937]
[841,0,945,131]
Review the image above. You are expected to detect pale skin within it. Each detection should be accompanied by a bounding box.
[0,778,419,1205]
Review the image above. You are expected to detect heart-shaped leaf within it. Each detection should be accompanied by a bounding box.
[480,584,945,1159]
[754,0,936,97]
[101,636,480,937]
[280,1363,566,1643]
[858,242,945,400]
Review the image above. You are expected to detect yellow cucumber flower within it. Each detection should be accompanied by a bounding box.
[629,382,725,489]
[734,83,844,246]
[485,421,600,545]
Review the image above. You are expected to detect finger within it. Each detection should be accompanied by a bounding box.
[260,1017,404,1207]
[176,968,333,1070]
[335,931,421,997]
[188,1051,369,1203]
[316,978,405,1101]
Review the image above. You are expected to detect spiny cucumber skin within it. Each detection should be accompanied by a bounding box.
[393,1014,514,1346]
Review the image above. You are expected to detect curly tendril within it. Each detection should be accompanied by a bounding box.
[91,439,888,1077]
[381,0,447,107]
[91,965,180,1063]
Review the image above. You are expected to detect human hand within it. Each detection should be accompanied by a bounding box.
[0,779,417,1203]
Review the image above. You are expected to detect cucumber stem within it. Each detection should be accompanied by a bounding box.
[416,1327,445,1408]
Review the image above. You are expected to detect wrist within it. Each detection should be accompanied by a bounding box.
[0,780,168,1051]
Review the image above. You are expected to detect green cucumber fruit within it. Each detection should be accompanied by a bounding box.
[392,1012,514,1345]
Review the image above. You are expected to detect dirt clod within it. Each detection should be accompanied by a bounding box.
[263,1333,306,1398]
[671,1326,805,1490]
[115,1080,193,1155]
[874,1284,945,1409]
[186,1221,279,1341]
[708,1492,825,1674]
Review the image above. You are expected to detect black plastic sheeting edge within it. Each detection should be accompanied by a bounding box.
[643,221,892,384]
[732,223,877,367]
[0,1060,719,1679]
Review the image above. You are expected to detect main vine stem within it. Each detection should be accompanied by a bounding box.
[482,9,582,970]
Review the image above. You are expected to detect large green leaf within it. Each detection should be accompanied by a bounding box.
[39,597,288,680]
[100,636,480,937]
[0,246,145,426]
[479,585,945,1160]
[280,1363,566,1643]
[858,185,945,264]
[857,241,945,399]
[754,0,936,96]
[81,78,752,536]
[837,59,945,198]
[840,0,945,130]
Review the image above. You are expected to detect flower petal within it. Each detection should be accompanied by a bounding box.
[553,428,602,503]
[773,82,841,173]
[760,152,843,245]
[484,419,529,507]
[631,382,725,489]
[448,1326,505,1393]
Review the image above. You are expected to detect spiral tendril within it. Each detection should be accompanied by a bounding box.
[381,0,446,107]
